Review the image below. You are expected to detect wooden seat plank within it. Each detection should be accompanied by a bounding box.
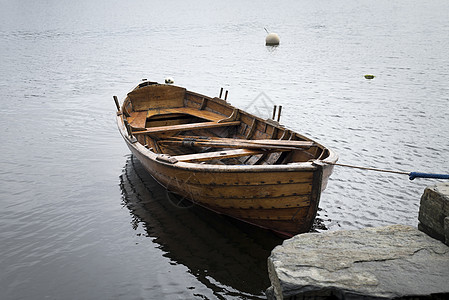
[133,121,241,136]
[146,107,224,122]
[174,149,264,162]
[177,107,224,122]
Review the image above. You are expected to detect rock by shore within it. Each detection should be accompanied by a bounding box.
[267,225,449,299]
[418,183,449,245]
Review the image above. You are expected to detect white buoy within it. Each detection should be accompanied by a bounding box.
[265,33,280,46]
[165,77,174,84]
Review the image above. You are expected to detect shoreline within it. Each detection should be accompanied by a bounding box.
[267,182,449,299]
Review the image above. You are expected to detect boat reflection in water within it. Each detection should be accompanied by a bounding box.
[119,155,283,298]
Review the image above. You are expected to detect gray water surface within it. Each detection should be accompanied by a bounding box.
[1,0,448,299]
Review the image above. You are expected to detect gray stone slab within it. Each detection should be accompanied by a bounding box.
[267,225,449,299]
[418,183,449,245]
[445,217,449,247]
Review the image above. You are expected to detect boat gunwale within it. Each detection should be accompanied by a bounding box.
[117,114,338,173]
[117,82,338,172]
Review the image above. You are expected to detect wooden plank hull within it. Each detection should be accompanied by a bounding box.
[116,81,337,237]
[121,129,333,237]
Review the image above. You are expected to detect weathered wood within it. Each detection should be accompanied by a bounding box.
[199,97,207,110]
[280,129,291,140]
[132,121,241,136]
[166,136,314,148]
[146,107,224,122]
[155,169,314,186]
[127,111,147,129]
[145,136,161,153]
[185,181,313,199]
[113,95,121,111]
[218,108,239,123]
[246,118,257,139]
[174,148,265,162]
[245,153,266,165]
[207,98,234,117]
[159,139,299,151]
[193,195,311,209]
[277,105,282,122]
[127,84,186,111]
[116,81,338,236]
[263,152,284,165]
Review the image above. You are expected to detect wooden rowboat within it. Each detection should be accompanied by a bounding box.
[115,80,338,237]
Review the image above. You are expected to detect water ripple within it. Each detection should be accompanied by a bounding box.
[1,0,449,299]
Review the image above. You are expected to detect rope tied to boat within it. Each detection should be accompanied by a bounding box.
[322,161,449,181]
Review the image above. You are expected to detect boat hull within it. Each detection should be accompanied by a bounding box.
[116,82,337,237]
[122,132,332,237]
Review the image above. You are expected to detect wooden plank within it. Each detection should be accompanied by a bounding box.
[194,195,311,209]
[245,118,257,139]
[199,97,207,110]
[153,169,314,186]
[174,148,263,162]
[178,107,224,121]
[218,108,239,123]
[146,107,224,122]
[127,111,147,128]
[127,85,186,111]
[132,121,241,136]
[185,181,313,198]
[166,136,314,148]
[159,139,299,151]
[205,98,234,117]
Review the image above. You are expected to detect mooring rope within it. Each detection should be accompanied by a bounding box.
[323,161,449,181]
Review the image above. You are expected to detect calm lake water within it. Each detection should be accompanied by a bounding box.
[1,0,448,299]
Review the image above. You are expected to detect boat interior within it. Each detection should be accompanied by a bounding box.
[121,82,329,165]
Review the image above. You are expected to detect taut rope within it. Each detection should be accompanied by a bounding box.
[323,161,449,181]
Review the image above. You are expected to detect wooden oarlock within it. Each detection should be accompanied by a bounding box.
[271,105,283,121]
[113,95,121,113]
[277,105,282,122]
[218,87,228,100]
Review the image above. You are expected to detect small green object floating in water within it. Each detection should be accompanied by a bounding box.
[364,74,375,79]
